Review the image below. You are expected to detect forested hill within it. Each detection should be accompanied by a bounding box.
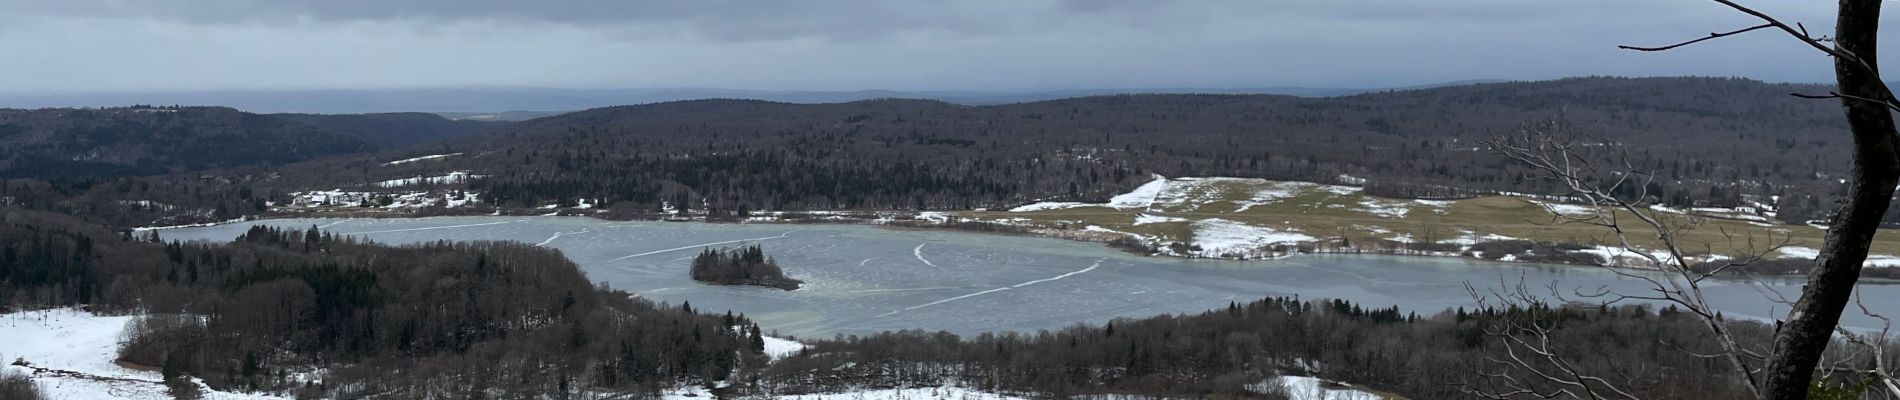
[278,76,1851,222]
[0,106,502,179]
[268,112,499,147]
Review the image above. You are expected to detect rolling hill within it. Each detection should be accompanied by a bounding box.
[270,76,1858,224]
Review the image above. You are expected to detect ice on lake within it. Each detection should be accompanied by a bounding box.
[161,216,1900,338]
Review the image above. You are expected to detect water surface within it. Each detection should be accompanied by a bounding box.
[162,216,1900,337]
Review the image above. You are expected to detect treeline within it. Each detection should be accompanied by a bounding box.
[263,77,1863,224]
[0,212,775,398]
[690,244,802,290]
[759,296,1884,399]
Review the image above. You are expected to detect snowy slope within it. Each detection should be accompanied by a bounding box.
[762,336,808,360]
[0,308,287,400]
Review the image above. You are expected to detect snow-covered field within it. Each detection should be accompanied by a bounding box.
[0,308,286,400]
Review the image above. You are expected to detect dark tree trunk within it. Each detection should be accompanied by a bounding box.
[1760,1,1899,398]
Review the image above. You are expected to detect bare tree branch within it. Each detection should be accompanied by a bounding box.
[1617,24,1775,52]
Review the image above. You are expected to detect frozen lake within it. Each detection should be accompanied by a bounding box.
[161,216,1900,337]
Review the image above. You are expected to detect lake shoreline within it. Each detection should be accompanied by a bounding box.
[150,208,1798,280]
[148,214,1900,336]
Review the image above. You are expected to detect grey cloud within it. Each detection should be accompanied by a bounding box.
[0,0,1856,94]
[2,0,1026,41]
[3,0,1820,41]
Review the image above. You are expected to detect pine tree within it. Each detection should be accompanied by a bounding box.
[748,324,766,354]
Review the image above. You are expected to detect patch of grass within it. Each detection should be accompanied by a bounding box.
[964,180,1899,259]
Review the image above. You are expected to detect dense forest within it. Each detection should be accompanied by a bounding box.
[267,112,498,148]
[0,106,498,179]
[761,297,1893,399]
[690,245,802,290]
[0,212,770,398]
[0,77,1878,229]
[250,77,1860,225]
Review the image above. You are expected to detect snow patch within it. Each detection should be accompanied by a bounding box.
[1530,200,1596,216]
[1778,246,1820,259]
[762,336,807,360]
[381,153,461,166]
[1261,376,1383,400]
[286,189,480,209]
[1007,202,1091,212]
[132,217,250,232]
[1438,232,1519,246]
[1571,245,1674,267]
[1357,199,1410,218]
[373,171,484,188]
[1232,184,1304,212]
[916,212,952,223]
[768,387,1030,400]
[1778,246,1900,267]
[1867,255,1900,268]
[1190,219,1314,256]
[1106,175,1171,209]
[1133,214,1187,225]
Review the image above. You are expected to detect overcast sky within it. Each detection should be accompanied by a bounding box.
[0,0,1864,94]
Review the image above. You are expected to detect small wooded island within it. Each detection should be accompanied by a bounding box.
[690,244,803,290]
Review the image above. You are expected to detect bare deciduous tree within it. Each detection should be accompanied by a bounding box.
[1480,1,1900,398]
[1479,127,1790,398]
[1628,1,1899,398]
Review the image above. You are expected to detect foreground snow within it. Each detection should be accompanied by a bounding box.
[0,308,287,400]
